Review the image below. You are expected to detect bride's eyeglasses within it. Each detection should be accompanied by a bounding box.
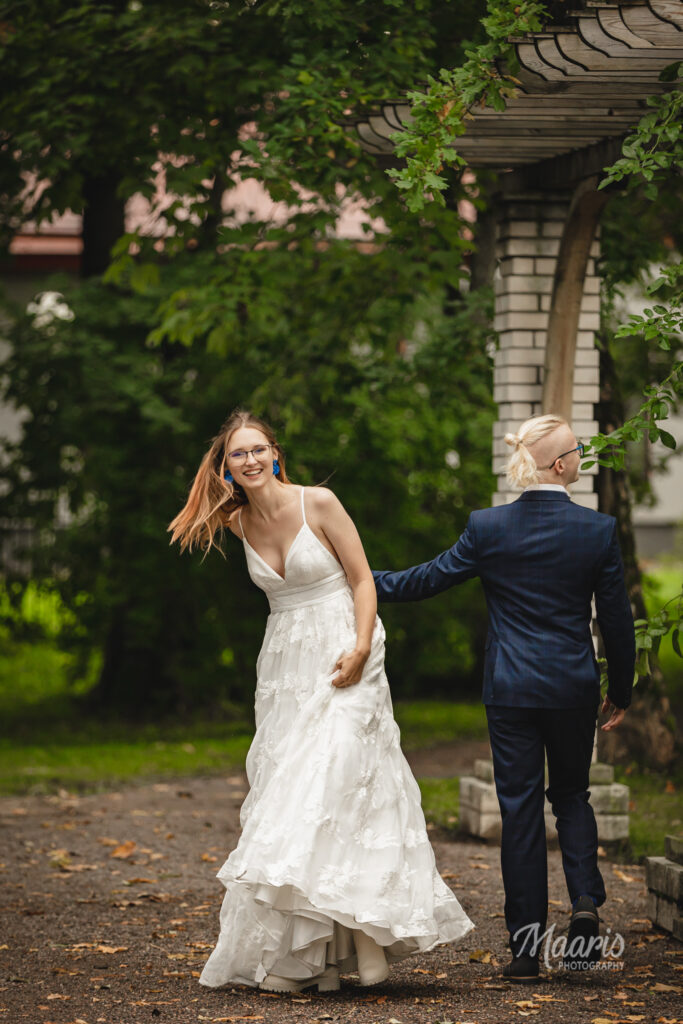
[544,441,585,470]
[226,444,275,463]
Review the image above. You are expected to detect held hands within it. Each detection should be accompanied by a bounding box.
[600,695,626,732]
[331,647,370,688]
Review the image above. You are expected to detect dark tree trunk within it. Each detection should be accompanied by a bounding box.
[596,335,676,768]
[81,172,125,277]
[469,203,497,293]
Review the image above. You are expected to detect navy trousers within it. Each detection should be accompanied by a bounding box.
[485,703,606,957]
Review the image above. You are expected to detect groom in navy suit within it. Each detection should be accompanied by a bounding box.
[373,415,635,978]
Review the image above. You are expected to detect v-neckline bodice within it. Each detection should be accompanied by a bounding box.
[239,486,342,585]
[242,521,308,583]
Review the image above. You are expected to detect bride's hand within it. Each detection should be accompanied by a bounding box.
[331,647,370,688]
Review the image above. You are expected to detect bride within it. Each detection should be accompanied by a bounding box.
[168,409,474,993]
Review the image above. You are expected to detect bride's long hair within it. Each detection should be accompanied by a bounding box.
[168,408,292,555]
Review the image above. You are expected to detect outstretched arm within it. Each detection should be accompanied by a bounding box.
[373,516,479,603]
[595,520,635,716]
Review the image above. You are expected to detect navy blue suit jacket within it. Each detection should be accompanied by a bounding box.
[373,490,635,710]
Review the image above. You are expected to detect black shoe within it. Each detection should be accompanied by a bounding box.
[502,954,540,981]
[563,895,600,971]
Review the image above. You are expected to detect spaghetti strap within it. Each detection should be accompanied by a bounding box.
[237,507,246,540]
[300,485,307,526]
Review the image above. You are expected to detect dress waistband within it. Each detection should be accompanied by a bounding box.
[268,571,350,612]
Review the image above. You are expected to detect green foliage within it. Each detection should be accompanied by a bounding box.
[643,565,683,680]
[583,360,681,474]
[386,0,547,211]
[598,577,683,694]
[0,265,495,712]
[589,70,683,691]
[0,0,499,715]
[612,263,683,354]
[1,278,272,714]
[0,0,486,248]
[598,72,683,200]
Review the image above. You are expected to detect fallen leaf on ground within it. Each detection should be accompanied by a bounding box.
[110,841,136,859]
[469,949,493,963]
[48,848,72,869]
[651,983,683,993]
[131,999,182,1005]
[201,853,218,862]
[613,868,637,883]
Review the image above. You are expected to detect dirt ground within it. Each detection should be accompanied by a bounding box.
[1,745,682,1024]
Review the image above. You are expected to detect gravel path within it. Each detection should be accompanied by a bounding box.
[1,754,681,1024]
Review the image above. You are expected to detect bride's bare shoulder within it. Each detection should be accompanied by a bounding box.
[305,485,341,512]
[226,507,244,539]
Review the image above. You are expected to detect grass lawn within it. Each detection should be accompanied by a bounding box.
[1,571,681,862]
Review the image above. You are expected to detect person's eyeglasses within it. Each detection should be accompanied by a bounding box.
[226,444,274,463]
[544,442,585,470]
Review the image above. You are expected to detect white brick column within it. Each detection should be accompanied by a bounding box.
[491,193,600,510]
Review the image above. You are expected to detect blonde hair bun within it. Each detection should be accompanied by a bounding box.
[504,433,521,448]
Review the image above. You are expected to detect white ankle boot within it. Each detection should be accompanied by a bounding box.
[353,929,389,986]
[259,965,340,993]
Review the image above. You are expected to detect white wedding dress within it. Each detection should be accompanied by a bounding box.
[199,487,474,989]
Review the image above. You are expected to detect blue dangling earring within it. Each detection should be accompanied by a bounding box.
[272,460,280,477]
[224,471,233,484]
